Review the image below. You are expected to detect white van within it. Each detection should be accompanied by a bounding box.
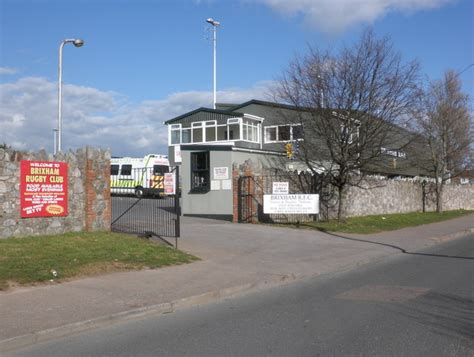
[110,154,170,198]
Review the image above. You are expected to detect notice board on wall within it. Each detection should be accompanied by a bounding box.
[20,161,68,218]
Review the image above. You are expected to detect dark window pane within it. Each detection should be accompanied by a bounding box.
[171,130,180,144]
[110,165,119,175]
[120,164,132,176]
[193,127,203,143]
[206,126,216,142]
[191,152,210,191]
[278,125,291,141]
[192,152,208,170]
[228,124,240,140]
[292,125,304,140]
[153,165,168,175]
[182,128,191,143]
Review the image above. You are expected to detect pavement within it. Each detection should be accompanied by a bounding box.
[1,213,473,352]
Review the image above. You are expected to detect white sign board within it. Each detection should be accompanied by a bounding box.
[174,145,182,163]
[272,182,289,194]
[211,180,221,190]
[164,173,175,195]
[222,179,232,190]
[263,194,319,214]
[213,167,229,180]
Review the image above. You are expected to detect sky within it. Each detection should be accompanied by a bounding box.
[0,0,473,157]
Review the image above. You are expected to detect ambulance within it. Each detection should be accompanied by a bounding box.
[110,154,170,198]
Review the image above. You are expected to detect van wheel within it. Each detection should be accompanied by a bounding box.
[135,187,144,198]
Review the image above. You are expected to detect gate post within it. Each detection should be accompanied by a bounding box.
[174,165,180,241]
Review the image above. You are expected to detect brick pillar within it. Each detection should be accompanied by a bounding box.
[84,148,111,232]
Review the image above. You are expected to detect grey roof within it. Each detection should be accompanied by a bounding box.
[164,107,243,125]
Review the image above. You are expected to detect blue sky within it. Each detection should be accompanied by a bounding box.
[1,0,473,157]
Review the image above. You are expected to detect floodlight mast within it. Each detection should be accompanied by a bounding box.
[56,38,84,154]
[206,18,220,109]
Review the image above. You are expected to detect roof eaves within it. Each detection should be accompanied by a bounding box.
[164,107,243,124]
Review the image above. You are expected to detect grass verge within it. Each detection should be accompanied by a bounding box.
[0,231,198,291]
[283,209,473,235]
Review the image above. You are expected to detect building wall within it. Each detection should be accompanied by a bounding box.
[181,149,234,217]
[0,147,111,239]
[181,148,285,219]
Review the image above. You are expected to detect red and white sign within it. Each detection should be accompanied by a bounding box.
[164,172,176,195]
[20,161,68,218]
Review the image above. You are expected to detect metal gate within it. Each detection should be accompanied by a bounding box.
[238,172,325,223]
[111,166,180,244]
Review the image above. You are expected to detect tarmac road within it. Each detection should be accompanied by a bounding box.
[8,234,473,357]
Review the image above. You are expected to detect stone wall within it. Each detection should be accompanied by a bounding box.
[343,179,474,218]
[233,160,474,222]
[0,147,111,239]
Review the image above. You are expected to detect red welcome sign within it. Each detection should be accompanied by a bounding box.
[20,161,68,218]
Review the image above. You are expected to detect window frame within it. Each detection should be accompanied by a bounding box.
[190,151,210,192]
[168,117,262,145]
[264,124,304,143]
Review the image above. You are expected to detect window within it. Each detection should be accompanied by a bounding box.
[120,164,132,176]
[278,126,291,141]
[265,127,277,142]
[264,124,303,143]
[192,122,203,143]
[228,123,240,140]
[110,165,119,176]
[182,128,191,143]
[292,125,304,140]
[191,151,210,191]
[170,124,181,145]
[153,165,168,175]
[227,118,241,141]
[168,116,263,145]
[205,121,216,142]
[242,119,260,143]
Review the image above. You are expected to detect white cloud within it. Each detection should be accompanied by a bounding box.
[0,76,272,157]
[0,67,18,75]
[257,0,454,33]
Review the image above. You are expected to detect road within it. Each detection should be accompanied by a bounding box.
[8,235,474,356]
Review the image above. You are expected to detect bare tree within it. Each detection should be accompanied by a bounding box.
[274,29,421,221]
[413,70,473,213]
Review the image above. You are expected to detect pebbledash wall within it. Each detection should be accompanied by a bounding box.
[0,147,111,239]
[233,160,474,222]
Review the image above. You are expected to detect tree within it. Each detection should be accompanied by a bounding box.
[413,70,473,213]
[274,29,421,221]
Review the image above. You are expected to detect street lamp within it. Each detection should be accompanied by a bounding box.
[206,18,220,109]
[56,38,84,154]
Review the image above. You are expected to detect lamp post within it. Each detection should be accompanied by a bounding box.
[56,38,84,154]
[206,18,220,110]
